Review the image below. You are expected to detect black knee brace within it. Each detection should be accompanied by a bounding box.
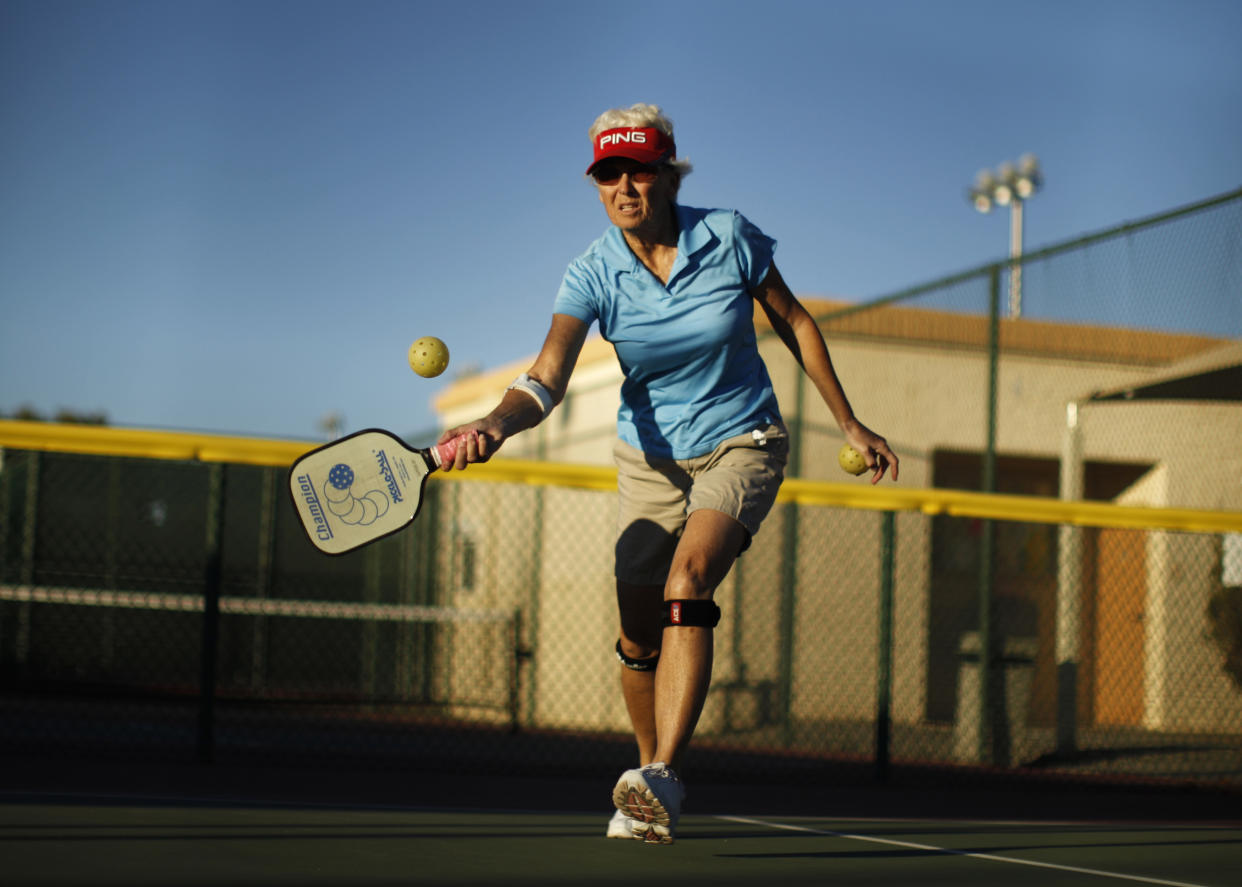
[615,639,659,671]
[662,599,722,628]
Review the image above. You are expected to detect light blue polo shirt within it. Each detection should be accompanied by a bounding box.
[554,205,782,460]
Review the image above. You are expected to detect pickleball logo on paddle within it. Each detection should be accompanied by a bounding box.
[290,437,425,551]
[322,460,391,527]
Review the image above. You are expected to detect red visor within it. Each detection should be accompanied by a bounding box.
[587,127,676,174]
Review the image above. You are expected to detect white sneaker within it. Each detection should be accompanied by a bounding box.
[611,763,685,845]
[605,808,644,840]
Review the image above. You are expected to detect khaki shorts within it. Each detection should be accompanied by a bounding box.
[613,423,788,586]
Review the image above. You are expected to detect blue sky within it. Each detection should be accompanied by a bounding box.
[2,0,1239,443]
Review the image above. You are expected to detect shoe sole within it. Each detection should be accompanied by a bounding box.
[605,828,644,840]
[612,778,675,844]
[605,819,644,840]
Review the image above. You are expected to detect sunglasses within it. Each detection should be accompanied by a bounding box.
[591,162,661,186]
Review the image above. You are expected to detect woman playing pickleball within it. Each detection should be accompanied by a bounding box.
[438,103,898,844]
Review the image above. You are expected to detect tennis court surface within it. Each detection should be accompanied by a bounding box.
[4,757,1240,886]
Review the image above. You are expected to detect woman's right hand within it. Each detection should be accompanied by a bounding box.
[437,419,505,471]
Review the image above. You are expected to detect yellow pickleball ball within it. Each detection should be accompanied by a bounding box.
[408,337,450,378]
[838,444,868,476]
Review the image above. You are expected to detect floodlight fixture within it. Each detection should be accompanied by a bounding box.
[965,154,1044,318]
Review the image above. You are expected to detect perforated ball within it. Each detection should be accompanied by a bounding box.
[408,337,450,378]
[838,444,868,476]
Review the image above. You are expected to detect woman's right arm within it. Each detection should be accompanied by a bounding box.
[436,313,590,470]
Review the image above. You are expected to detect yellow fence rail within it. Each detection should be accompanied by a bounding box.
[3,419,1239,535]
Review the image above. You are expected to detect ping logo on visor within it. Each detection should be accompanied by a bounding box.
[587,127,675,174]
[600,130,647,147]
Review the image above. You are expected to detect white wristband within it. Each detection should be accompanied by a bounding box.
[507,373,555,419]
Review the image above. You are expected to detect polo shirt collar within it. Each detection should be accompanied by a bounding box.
[675,204,716,263]
[600,204,718,278]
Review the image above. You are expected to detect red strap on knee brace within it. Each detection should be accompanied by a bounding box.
[663,599,721,628]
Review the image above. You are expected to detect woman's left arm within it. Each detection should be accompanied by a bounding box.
[751,263,899,483]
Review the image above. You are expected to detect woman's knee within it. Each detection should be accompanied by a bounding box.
[617,582,663,654]
[664,565,716,602]
[664,545,732,600]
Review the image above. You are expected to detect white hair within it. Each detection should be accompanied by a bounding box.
[588,103,694,180]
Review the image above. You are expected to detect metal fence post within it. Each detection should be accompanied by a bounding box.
[0,448,8,642]
[15,452,39,667]
[524,430,547,730]
[102,460,121,671]
[361,543,380,704]
[1057,402,1085,755]
[778,369,806,744]
[977,264,1001,764]
[197,462,225,764]
[875,510,896,782]
[250,466,277,692]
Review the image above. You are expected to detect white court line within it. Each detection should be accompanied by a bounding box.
[717,815,1211,887]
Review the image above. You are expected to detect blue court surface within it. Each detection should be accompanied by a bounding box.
[3,758,1240,886]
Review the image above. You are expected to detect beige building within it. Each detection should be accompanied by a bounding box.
[431,299,1242,755]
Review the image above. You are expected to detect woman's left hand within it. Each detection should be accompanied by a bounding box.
[843,421,899,484]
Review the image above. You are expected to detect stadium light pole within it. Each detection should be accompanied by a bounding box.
[967,155,1043,318]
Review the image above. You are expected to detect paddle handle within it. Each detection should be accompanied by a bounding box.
[431,432,476,469]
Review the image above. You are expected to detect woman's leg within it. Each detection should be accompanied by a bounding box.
[616,581,664,765]
[652,509,747,771]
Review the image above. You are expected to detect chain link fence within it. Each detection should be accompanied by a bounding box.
[2,188,1240,790]
[2,439,1239,787]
